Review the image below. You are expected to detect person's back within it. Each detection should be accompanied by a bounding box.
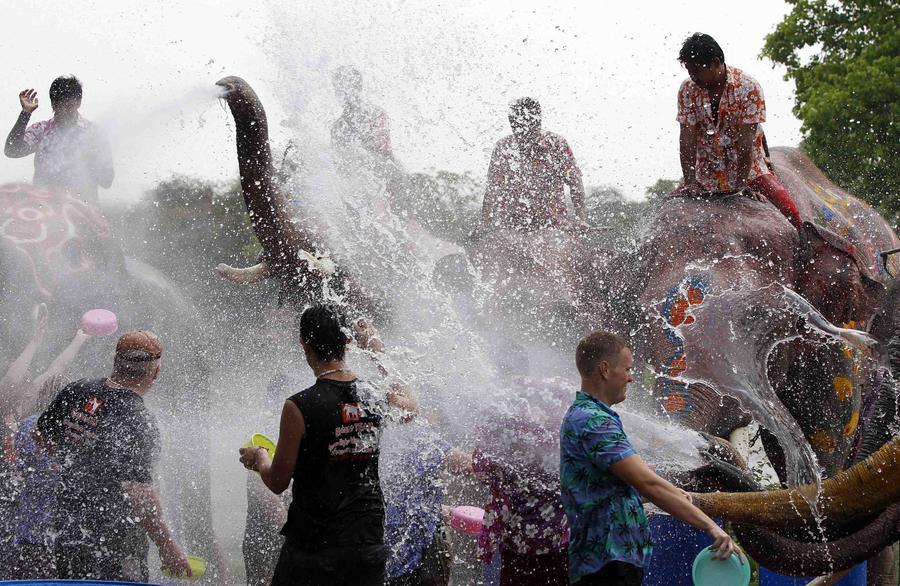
[5,76,114,203]
[36,378,158,572]
[283,377,386,552]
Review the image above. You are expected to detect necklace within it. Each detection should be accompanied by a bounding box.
[316,367,352,379]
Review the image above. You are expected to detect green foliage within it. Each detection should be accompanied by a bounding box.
[762,0,900,220]
[584,186,649,250]
[645,178,679,198]
[398,171,482,244]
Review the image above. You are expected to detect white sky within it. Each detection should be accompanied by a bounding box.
[0,0,802,201]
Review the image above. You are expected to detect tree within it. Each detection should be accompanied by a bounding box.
[646,178,680,198]
[762,0,899,219]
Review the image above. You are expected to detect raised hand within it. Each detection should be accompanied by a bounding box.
[18,89,39,113]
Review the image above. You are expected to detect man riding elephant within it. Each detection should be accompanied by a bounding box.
[675,33,802,229]
[480,97,588,233]
[5,76,114,204]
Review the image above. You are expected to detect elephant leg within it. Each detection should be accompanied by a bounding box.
[867,544,899,586]
[778,338,862,477]
[759,426,788,486]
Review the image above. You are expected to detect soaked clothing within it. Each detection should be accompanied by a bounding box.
[676,66,769,192]
[482,131,583,231]
[749,172,803,229]
[331,102,393,159]
[560,392,651,583]
[473,415,568,585]
[273,378,387,583]
[5,112,113,202]
[243,473,288,586]
[13,415,58,547]
[35,378,159,580]
[382,421,451,581]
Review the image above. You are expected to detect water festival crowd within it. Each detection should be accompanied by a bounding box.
[3,32,810,585]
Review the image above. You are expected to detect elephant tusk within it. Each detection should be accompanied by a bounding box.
[692,435,900,529]
[215,261,272,284]
[297,249,336,277]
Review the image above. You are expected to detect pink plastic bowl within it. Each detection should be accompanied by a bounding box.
[81,309,118,336]
[449,505,484,535]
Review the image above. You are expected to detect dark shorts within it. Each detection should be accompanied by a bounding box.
[577,561,644,586]
[500,548,568,586]
[270,542,386,586]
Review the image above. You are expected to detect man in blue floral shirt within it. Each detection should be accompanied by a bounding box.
[560,331,742,585]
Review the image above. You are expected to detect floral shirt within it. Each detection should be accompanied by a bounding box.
[676,66,770,191]
[560,392,651,583]
[482,131,583,231]
[21,114,113,202]
[473,415,568,561]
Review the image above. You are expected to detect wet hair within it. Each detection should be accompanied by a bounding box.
[332,66,363,94]
[113,351,160,380]
[576,331,628,377]
[298,303,350,362]
[678,33,725,66]
[509,97,541,122]
[49,75,83,105]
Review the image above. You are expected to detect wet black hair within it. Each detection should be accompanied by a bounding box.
[298,303,349,362]
[49,75,83,104]
[509,97,541,120]
[678,33,725,66]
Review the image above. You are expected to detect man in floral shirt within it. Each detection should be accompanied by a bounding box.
[675,33,802,228]
[560,331,741,585]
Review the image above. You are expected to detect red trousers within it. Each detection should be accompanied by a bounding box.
[749,173,803,229]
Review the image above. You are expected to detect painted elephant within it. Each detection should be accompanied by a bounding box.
[577,148,899,575]
[0,182,226,580]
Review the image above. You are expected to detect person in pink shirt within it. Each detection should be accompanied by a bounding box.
[481,98,588,233]
[5,76,113,203]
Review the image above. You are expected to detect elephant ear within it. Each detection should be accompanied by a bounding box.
[795,222,883,324]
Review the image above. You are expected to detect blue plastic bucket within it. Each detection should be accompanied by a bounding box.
[760,562,867,585]
[643,513,714,586]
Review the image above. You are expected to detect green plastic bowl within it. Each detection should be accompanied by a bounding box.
[692,546,750,586]
[244,433,276,456]
[161,555,206,580]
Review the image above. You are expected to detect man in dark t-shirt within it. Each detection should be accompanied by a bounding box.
[35,330,190,581]
[240,304,417,586]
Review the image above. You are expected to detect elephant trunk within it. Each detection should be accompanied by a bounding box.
[692,435,900,529]
[733,504,900,576]
[215,76,316,283]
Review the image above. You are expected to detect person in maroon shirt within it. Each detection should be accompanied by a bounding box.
[480,98,588,233]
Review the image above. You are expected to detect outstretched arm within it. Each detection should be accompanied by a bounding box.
[0,305,48,416]
[5,90,39,158]
[125,482,192,576]
[611,454,744,561]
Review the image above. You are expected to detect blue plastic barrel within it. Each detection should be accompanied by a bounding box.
[0,580,161,586]
[760,562,867,585]
[643,513,714,586]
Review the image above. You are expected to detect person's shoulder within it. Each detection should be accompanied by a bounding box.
[27,119,52,132]
[678,77,699,95]
[729,66,763,90]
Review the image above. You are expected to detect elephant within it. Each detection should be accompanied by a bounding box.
[0,182,226,580]
[575,147,900,576]
[212,75,900,576]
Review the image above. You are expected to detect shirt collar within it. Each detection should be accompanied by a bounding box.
[576,390,618,416]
